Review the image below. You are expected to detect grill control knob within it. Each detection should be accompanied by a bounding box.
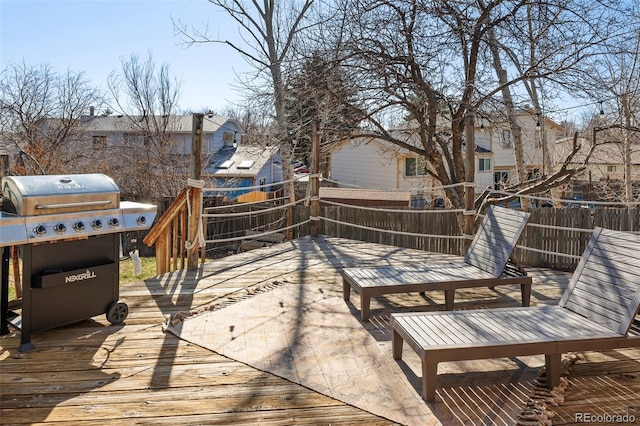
[34,225,46,236]
[54,223,67,234]
[74,221,85,232]
[136,216,147,226]
[108,218,119,227]
[92,219,103,229]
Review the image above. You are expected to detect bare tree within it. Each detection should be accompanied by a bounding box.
[0,61,104,175]
[329,0,619,209]
[574,2,640,206]
[483,0,625,207]
[106,53,184,198]
[174,0,317,204]
[335,0,530,208]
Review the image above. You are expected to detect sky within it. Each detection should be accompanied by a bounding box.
[0,0,599,124]
[0,0,250,113]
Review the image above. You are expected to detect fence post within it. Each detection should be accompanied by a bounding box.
[187,113,204,270]
[311,120,320,237]
[464,112,476,237]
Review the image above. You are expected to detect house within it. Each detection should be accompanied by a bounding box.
[0,139,12,176]
[552,134,640,200]
[203,142,283,201]
[481,109,565,189]
[81,113,283,199]
[328,110,565,206]
[0,110,283,199]
[328,133,446,206]
[77,112,284,198]
[80,113,244,162]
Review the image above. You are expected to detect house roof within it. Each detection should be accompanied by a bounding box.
[334,131,493,156]
[474,144,492,154]
[553,136,640,165]
[319,187,411,202]
[205,143,279,178]
[80,114,239,134]
[477,108,564,131]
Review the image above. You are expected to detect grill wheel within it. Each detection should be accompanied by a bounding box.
[106,301,129,324]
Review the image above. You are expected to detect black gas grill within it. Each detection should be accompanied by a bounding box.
[0,174,157,351]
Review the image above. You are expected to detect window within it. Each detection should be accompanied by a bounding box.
[223,131,237,147]
[405,157,427,176]
[527,168,541,180]
[607,165,616,172]
[502,130,512,148]
[478,158,491,172]
[238,160,255,169]
[123,133,143,145]
[92,135,107,149]
[494,171,509,190]
[216,160,234,169]
[259,177,266,192]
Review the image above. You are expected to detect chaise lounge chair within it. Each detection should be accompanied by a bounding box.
[391,227,640,402]
[342,205,532,321]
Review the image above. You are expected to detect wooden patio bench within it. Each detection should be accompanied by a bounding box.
[391,227,640,402]
[341,206,532,321]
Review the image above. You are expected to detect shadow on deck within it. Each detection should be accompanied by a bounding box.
[1,236,639,425]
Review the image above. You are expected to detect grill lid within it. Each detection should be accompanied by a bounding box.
[2,174,120,216]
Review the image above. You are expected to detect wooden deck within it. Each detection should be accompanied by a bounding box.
[2,236,639,425]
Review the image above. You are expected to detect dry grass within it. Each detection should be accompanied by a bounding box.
[118,256,159,284]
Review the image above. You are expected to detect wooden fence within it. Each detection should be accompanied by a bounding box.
[317,207,465,255]
[518,207,640,270]
[146,197,639,272]
[201,201,305,256]
[309,206,639,271]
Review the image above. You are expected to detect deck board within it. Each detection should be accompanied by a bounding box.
[2,236,639,424]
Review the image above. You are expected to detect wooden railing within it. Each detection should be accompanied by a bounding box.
[143,191,640,276]
[143,187,205,274]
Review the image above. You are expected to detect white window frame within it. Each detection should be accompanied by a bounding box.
[405,157,427,177]
[502,129,512,148]
[478,157,491,172]
[494,170,509,189]
[527,168,541,180]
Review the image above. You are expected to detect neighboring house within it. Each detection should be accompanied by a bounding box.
[328,110,565,205]
[328,134,448,206]
[473,109,565,190]
[1,110,282,199]
[78,112,281,198]
[203,143,283,201]
[0,139,13,176]
[328,135,491,207]
[80,113,243,162]
[552,134,640,200]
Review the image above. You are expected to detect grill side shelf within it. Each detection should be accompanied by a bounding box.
[32,262,117,289]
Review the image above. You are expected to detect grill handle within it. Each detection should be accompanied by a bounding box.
[35,200,113,210]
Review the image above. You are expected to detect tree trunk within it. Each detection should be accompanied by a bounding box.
[487,27,531,210]
[622,94,633,205]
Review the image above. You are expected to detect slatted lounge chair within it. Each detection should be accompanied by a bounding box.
[342,206,532,321]
[391,227,640,402]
